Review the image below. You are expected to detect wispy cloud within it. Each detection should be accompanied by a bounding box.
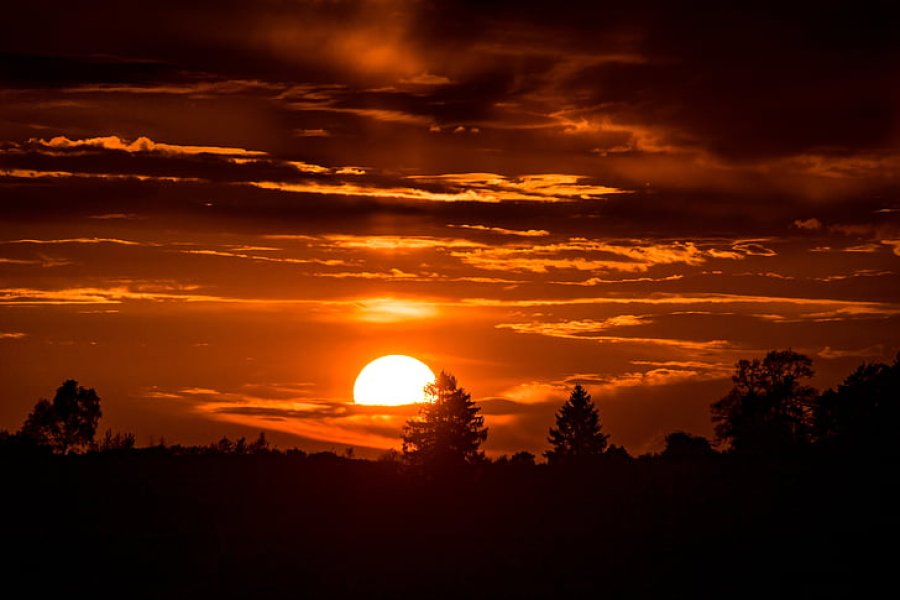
[495,319,730,351]
[88,213,142,220]
[818,345,886,360]
[0,332,27,339]
[463,293,900,312]
[3,237,151,246]
[499,361,731,404]
[28,135,266,157]
[0,256,72,267]
[315,235,483,250]
[179,249,347,267]
[448,224,550,237]
[409,173,624,202]
[293,128,331,137]
[0,168,204,184]
[451,239,772,274]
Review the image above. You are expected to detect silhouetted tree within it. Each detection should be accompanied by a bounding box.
[248,431,271,454]
[545,384,608,464]
[510,451,536,466]
[99,429,136,452]
[378,448,402,464]
[212,436,235,454]
[711,350,816,455]
[814,353,900,453]
[661,431,715,459]
[402,371,488,467]
[605,443,632,462]
[20,380,102,453]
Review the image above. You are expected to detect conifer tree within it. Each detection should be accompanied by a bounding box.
[401,371,487,467]
[545,384,608,464]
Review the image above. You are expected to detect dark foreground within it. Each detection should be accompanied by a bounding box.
[3,453,897,599]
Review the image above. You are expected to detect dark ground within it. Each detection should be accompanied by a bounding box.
[3,452,897,599]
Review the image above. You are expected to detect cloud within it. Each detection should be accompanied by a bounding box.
[399,72,453,86]
[315,234,483,250]
[448,224,550,237]
[450,239,769,274]
[143,383,413,450]
[0,332,27,339]
[556,274,684,286]
[813,269,893,282]
[409,173,624,202]
[495,317,730,350]
[287,103,433,126]
[499,361,732,405]
[0,285,447,324]
[30,135,267,157]
[293,128,331,137]
[3,237,150,246]
[0,255,72,267]
[793,218,822,231]
[351,297,440,322]
[496,315,650,338]
[179,249,347,267]
[0,285,226,305]
[501,381,569,405]
[88,213,141,220]
[818,345,886,360]
[0,168,205,184]
[463,293,900,313]
[882,240,900,257]
[247,173,623,204]
[568,368,728,391]
[68,80,283,96]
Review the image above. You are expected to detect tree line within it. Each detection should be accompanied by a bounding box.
[403,348,900,466]
[2,349,898,463]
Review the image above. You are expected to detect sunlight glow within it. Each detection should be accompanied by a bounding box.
[353,355,435,406]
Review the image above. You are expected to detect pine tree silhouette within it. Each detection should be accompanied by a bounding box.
[545,384,608,464]
[401,371,487,467]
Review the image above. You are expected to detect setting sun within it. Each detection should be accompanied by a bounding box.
[353,355,436,406]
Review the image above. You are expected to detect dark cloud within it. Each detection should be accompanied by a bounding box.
[0,53,181,88]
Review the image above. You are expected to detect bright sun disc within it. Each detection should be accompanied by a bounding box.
[353,355,435,406]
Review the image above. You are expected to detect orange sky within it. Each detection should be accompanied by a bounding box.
[1,1,898,456]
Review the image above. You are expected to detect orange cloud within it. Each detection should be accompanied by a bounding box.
[450,239,764,274]
[448,224,550,237]
[352,297,441,322]
[495,319,730,351]
[5,237,150,246]
[317,235,483,250]
[0,332,27,339]
[818,345,886,360]
[180,249,347,267]
[409,173,624,202]
[1,168,204,184]
[31,135,266,157]
[793,218,823,230]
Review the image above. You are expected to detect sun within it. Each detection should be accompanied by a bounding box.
[353,355,435,406]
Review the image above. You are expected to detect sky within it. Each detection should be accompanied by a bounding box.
[1,1,898,456]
